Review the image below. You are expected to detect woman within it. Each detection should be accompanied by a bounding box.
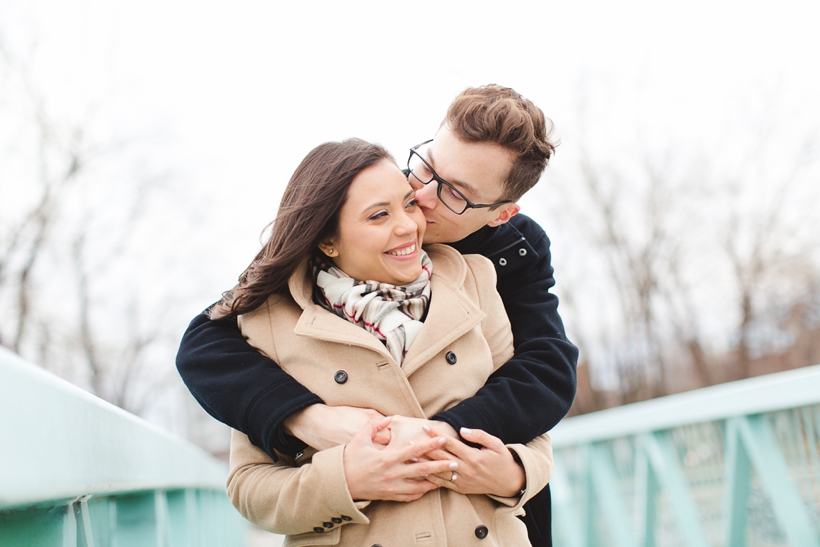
[217,139,553,546]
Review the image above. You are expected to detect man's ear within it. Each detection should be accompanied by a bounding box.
[486,203,520,227]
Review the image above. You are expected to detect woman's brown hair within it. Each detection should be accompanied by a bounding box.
[209,138,394,320]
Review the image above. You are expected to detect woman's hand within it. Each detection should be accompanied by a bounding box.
[343,417,459,503]
[283,404,389,451]
[422,425,525,498]
[385,415,458,447]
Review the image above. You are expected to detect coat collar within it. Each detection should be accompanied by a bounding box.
[286,245,485,375]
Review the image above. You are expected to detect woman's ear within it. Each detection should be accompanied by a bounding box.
[317,240,336,257]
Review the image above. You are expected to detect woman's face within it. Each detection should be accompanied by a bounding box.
[325,159,426,285]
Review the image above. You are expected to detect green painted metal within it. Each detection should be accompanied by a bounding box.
[552,364,820,546]
[734,415,819,547]
[635,441,656,547]
[641,432,710,546]
[551,465,587,547]
[0,347,247,546]
[589,443,638,547]
[723,418,751,547]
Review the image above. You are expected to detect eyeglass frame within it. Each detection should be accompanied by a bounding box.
[403,139,513,215]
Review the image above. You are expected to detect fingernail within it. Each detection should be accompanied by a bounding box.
[411,458,419,463]
[438,437,446,445]
[449,462,458,470]
[460,427,472,436]
[409,440,415,444]
[422,425,431,432]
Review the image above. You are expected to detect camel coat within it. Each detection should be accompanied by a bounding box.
[227,244,554,547]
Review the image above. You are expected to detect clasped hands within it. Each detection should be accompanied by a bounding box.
[283,404,525,503]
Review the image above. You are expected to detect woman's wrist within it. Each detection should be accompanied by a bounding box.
[495,449,526,498]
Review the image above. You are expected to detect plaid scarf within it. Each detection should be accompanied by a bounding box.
[315,251,432,365]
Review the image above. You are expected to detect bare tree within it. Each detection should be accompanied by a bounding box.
[0,31,179,418]
[540,88,820,413]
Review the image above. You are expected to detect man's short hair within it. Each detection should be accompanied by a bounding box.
[445,84,556,201]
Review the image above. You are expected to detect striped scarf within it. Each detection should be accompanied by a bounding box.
[315,251,432,365]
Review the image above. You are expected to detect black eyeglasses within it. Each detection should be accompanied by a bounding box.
[404,139,512,215]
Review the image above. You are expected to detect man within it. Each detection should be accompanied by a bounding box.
[177,84,578,546]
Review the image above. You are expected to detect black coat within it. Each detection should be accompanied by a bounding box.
[176,214,578,547]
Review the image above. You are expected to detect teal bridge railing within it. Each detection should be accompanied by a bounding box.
[0,347,246,547]
[4,343,819,547]
[550,364,820,547]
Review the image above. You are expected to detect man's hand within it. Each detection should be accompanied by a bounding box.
[422,425,525,498]
[282,404,389,451]
[343,417,458,502]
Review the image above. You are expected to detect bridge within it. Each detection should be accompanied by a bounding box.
[551,363,820,546]
[0,347,246,546]
[2,346,818,545]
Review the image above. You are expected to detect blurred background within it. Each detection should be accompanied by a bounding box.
[2,0,819,460]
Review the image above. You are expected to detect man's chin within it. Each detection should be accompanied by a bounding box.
[421,232,446,245]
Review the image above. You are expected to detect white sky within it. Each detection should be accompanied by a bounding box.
[3,0,819,340]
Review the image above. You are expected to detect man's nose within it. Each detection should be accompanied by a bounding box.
[414,180,438,209]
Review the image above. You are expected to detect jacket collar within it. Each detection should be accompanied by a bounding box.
[450,215,539,273]
[287,245,485,374]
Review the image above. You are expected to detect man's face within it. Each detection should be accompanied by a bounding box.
[410,125,520,244]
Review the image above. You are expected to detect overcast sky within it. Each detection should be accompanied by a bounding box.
[3,0,819,322]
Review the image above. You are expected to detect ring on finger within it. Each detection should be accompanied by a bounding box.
[451,472,457,481]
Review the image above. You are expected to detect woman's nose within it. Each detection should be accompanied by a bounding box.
[395,210,418,234]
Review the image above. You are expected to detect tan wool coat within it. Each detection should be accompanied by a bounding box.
[227,244,554,547]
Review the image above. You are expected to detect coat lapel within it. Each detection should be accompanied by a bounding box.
[401,252,486,377]
[287,259,393,359]
[293,304,393,360]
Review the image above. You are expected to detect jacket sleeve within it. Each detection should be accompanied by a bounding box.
[226,429,370,535]
[433,221,579,444]
[175,311,323,459]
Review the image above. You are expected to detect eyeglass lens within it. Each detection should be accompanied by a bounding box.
[407,146,470,214]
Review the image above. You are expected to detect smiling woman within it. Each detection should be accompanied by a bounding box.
[317,159,426,286]
[208,139,398,320]
[208,137,553,546]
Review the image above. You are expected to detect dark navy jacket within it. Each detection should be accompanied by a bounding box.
[176,214,578,547]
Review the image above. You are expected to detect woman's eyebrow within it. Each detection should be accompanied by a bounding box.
[360,189,415,214]
[361,201,389,213]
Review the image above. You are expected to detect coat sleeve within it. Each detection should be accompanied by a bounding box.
[226,429,370,535]
[488,433,554,510]
[433,219,579,444]
[175,311,323,460]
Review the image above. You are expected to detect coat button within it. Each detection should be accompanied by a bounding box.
[334,370,348,384]
[323,522,333,528]
[498,258,507,266]
[313,527,324,534]
[341,515,352,521]
[475,525,489,539]
[445,351,457,365]
[519,248,527,256]
[331,517,342,524]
